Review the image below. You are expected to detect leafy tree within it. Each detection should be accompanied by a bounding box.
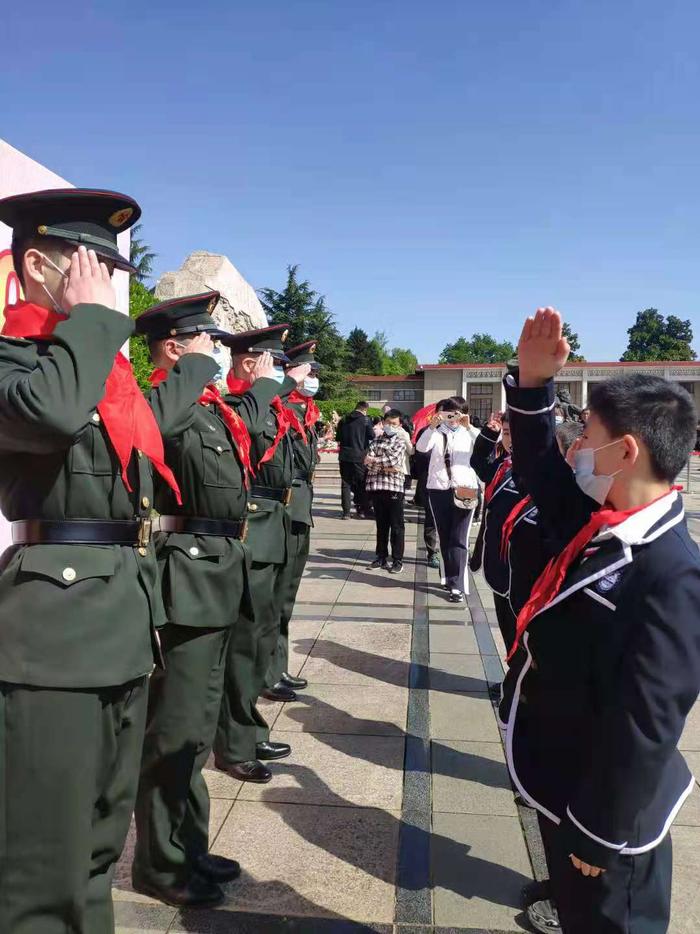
[621,309,696,362]
[439,333,516,364]
[384,347,419,375]
[129,224,157,284]
[346,327,383,374]
[128,278,158,391]
[562,322,585,362]
[260,265,350,399]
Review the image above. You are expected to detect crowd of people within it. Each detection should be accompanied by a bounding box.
[336,314,700,934]
[0,187,698,934]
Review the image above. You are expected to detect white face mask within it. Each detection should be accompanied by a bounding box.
[555,416,564,425]
[383,425,397,437]
[300,375,319,397]
[270,365,286,385]
[573,439,623,505]
[40,253,68,313]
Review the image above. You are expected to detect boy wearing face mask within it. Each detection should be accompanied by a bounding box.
[213,326,311,784]
[261,341,321,701]
[130,294,280,908]
[504,307,700,934]
[366,409,411,573]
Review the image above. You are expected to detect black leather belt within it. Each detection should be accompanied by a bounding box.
[11,518,152,546]
[293,469,315,483]
[250,485,292,505]
[157,515,248,540]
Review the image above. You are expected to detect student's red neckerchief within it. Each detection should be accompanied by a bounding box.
[3,301,182,503]
[288,389,320,431]
[150,369,254,486]
[500,495,533,559]
[226,371,290,468]
[485,456,512,503]
[507,490,674,660]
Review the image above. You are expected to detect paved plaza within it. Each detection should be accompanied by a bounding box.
[113,457,700,933]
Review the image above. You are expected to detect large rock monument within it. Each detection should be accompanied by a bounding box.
[155,251,267,332]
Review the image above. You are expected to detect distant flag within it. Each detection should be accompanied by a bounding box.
[412,403,437,442]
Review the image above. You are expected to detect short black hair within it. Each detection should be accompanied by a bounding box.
[384,408,402,420]
[589,374,697,482]
[357,400,369,410]
[11,233,66,288]
[436,397,465,413]
[447,395,469,413]
[556,420,583,453]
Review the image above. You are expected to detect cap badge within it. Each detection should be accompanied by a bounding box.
[310,343,317,352]
[207,296,218,314]
[281,329,289,342]
[108,207,134,227]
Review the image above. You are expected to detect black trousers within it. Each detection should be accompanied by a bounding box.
[494,592,517,654]
[538,813,673,934]
[428,489,475,592]
[372,491,405,562]
[415,476,439,556]
[340,461,369,515]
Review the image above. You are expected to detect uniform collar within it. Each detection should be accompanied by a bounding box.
[593,489,683,547]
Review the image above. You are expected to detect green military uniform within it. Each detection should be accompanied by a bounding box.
[262,341,320,699]
[214,325,298,771]
[130,294,281,904]
[0,189,161,934]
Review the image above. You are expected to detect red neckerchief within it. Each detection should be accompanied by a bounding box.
[150,369,254,486]
[226,371,291,468]
[283,392,310,445]
[485,456,512,503]
[507,490,673,660]
[288,389,320,431]
[500,495,533,559]
[3,301,182,503]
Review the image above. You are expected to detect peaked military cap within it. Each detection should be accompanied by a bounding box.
[220,323,290,361]
[0,188,141,274]
[285,340,320,371]
[134,291,230,341]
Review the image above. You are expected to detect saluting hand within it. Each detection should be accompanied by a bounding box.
[179,333,214,356]
[518,307,570,388]
[286,363,312,387]
[250,351,275,384]
[63,246,116,312]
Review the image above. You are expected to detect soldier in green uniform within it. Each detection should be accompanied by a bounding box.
[0,189,169,934]
[213,325,310,783]
[262,341,321,698]
[131,293,283,908]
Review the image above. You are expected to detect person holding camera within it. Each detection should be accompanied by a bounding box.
[415,397,480,603]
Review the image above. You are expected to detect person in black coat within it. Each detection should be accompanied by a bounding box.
[504,307,700,934]
[337,401,374,518]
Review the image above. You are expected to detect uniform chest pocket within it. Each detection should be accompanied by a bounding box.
[70,420,114,476]
[200,432,241,488]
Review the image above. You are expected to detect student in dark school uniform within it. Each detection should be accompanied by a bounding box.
[504,307,700,934]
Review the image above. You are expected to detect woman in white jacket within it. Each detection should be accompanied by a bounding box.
[415,397,480,603]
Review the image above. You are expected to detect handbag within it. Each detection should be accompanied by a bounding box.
[442,433,478,511]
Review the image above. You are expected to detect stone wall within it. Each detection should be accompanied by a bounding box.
[155,251,267,333]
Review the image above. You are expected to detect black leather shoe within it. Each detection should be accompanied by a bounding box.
[256,740,291,760]
[214,758,272,783]
[281,672,308,690]
[131,873,224,908]
[196,853,241,883]
[261,684,297,702]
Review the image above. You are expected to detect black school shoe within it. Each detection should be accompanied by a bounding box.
[427,553,440,569]
[255,741,291,760]
[448,590,465,603]
[369,558,390,570]
[389,560,404,574]
[196,853,241,884]
[527,899,561,933]
[281,671,308,690]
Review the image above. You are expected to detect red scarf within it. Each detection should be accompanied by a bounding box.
[485,456,512,503]
[507,491,672,660]
[150,369,254,485]
[288,389,320,431]
[226,372,291,468]
[500,495,533,559]
[3,301,182,503]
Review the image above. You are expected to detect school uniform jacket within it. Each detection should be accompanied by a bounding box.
[505,375,700,869]
[470,426,523,595]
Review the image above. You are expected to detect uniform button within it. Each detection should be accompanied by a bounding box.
[216,445,223,453]
[62,567,77,582]
[141,496,150,509]
[138,547,148,556]
[137,449,143,459]
[92,412,101,424]
[248,503,258,512]
[189,546,200,556]
[209,424,216,431]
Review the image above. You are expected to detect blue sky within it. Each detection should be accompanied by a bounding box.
[2,0,699,362]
